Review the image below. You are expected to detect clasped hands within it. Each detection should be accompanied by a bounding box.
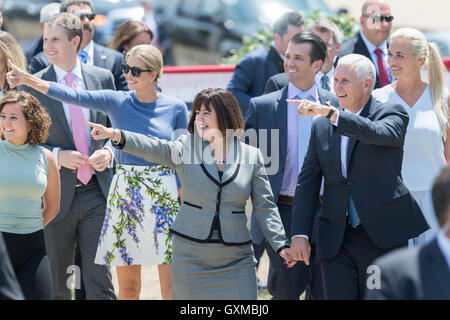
[59,148,112,172]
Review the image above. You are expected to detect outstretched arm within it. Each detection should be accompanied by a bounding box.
[87,121,183,169]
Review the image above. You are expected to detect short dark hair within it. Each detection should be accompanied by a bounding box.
[290,31,327,64]
[432,166,450,227]
[45,13,83,52]
[0,90,51,145]
[60,0,94,13]
[273,11,304,36]
[187,88,244,138]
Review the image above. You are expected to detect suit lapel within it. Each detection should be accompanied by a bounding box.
[198,138,220,183]
[93,44,106,68]
[275,87,288,168]
[347,97,373,168]
[421,239,450,299]
[43,66,73,141]
[221,138,240,182]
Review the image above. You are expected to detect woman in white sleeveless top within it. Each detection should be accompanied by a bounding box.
[372,28,450,246]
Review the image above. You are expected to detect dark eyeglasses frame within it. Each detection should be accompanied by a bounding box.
[362,15,394,23]
[77,13,97,21]
[121,64,153,77]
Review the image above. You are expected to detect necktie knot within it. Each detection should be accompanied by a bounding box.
[64,72,76,88]
[374,48,383,57]
[78,49,88,64]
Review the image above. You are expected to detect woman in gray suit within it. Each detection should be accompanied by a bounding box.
[86,88,295,299]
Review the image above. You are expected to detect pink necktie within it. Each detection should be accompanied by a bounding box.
[64,72,92,185]
[374,48,389,87]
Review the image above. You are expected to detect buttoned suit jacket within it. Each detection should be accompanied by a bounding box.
[115,131,289,253]
[365,238,450,300]
[292,96,429,259]
[29,43,127,91]
[21,64,115,223]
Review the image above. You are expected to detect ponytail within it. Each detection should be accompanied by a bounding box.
[427,42,448,140]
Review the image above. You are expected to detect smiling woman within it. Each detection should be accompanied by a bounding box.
[0,90,60,300]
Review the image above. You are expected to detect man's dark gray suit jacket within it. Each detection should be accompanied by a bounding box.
[366,238,450,299]
[292,96,429,259]
[21,64,115,223]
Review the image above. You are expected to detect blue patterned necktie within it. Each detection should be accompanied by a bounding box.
[295,91,314,173]
[78,49,88,64]
[321,75,330,91]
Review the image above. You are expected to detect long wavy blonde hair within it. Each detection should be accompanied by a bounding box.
[391,27,448,140]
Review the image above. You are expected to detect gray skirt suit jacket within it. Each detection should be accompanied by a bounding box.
[114,130,289,299]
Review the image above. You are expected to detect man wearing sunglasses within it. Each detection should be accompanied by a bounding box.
[30,1,127,92]
[338,0,393,89]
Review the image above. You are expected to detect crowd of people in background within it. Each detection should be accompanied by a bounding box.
[0,0,449,301]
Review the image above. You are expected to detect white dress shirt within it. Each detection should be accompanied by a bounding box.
[315,67,335,93]
[79,40,94,66]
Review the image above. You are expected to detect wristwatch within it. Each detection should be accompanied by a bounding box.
[326,106,336,119]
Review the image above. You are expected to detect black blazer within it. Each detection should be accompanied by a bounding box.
[338,32,388,89]
[366,238,450,299]
[29,43,127,91]
[292,96,429,259]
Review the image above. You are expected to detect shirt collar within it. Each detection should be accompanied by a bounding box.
[437,228,450,269]
[288,82,318,101]
[81,40,94,61]
[317,67,334,80]
[54,60,83,82]
[360,31,388,55]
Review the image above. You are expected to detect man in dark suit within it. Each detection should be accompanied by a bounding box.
[0,233,24,300]
[289,53,429,300]
[245,32,337,300]
[23,13,116,300]
[366,165,450,300]
[30,0,127,91]
[264,18,341,95]
[23,2,61,64]
[227,11,304,116]
[338,0,393,89]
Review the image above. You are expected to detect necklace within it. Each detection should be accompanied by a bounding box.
[215,159,226,164]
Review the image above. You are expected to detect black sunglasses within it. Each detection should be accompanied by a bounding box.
[363,15,394,23]
[77,13,96,21]
[121,64,153,77]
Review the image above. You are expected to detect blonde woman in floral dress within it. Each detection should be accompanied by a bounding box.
[7,44,188,300]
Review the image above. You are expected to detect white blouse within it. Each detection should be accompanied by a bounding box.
[372,85,447,191]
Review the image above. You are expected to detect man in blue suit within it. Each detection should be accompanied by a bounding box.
[227,11,304,116]
[290,54,428,299]
[245,32,337,300]
[366,165,450,300]
[30,0,127,91]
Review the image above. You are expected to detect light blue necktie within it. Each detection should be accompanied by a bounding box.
[346,139,360,227]
[295,92,314,173]
[78,49,88,64]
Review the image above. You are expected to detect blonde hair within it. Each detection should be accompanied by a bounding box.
[391,27,448,140]
[0,31,28,73]
[126,44,162,83]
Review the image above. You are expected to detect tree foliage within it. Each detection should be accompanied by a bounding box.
[221,10,359,65]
